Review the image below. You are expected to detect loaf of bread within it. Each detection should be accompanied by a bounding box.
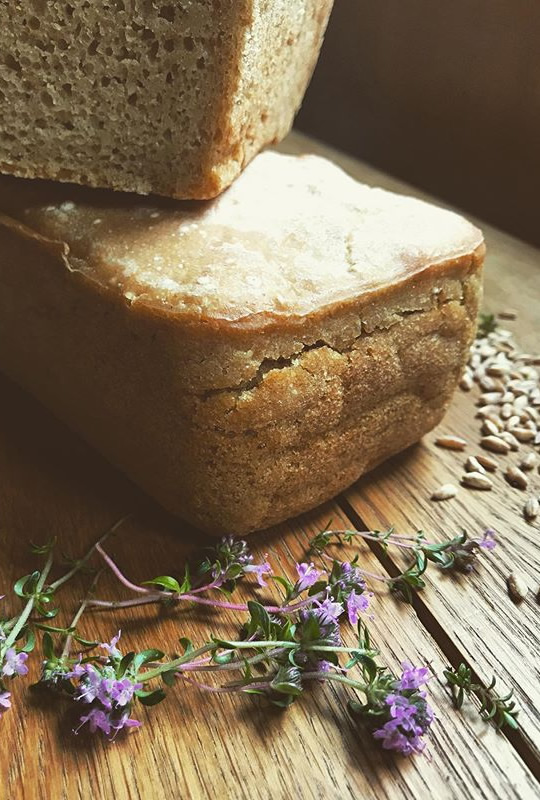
[0,1,333,199]
[0,153,484,534]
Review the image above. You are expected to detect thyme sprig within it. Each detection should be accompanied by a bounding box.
[309,528,496,602]
[0,522,511,755]
[444,663,519,730]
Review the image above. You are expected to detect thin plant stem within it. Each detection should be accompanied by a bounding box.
[49,515,130,592]
[90,548,326,614]
[88,591,325,614]
[302,670,368,691]
[317,551,391,583]
[2,551,54,651]
[176,649,284,674]
[139,643,219,683]
[61,571,104,660]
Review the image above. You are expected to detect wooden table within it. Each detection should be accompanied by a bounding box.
[2,131,539,799]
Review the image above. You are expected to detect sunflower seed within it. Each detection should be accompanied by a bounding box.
[480,345,497,359]
[479,392,504,405]
[498,432,520,451]
[498,309,517,320]
[431,484,459,501]
[520,453,538,471]
[506,415,521,430]
[435,435,467,451]
[479,376,498,392]
[507,380,528,396]
[461,472,493,490]
[482,419,500,437]
[501,403,514,419]
[460,372,473,391]
[484,413,503,431]
[524,497,539,521]
[476,454,499,471]
[507,573,529,603]
[486,364,510,377]
[505,466,528,490]
[464,456,486,474]
[509,427,536,443]
[481,435,510,454]
[476,405,500,418]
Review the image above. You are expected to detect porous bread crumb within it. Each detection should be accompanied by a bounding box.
[0,0,333,199]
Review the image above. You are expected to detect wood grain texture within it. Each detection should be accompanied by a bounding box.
[1,131,539,799]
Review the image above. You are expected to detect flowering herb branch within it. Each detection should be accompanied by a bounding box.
[85,537,369,622]
[35,596,434,755]
[1,523,512,756]
[0,517,128,718]
[309,528,496,602]
[444,663,519,730]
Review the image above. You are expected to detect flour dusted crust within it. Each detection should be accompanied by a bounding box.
[0,1,333,199]
[0,153,484,533]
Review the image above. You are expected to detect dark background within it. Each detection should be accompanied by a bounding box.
[297,0,540,247]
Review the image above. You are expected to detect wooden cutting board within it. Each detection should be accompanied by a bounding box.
[2,131,539,800]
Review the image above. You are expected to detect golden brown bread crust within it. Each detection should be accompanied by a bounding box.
[0,203,483,533]
[0,152,485,532]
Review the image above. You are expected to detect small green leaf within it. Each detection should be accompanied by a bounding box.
[117,651,135,677]
[178,637,194,656]
[73,634,99,647]
[136,688,166,706]
[42,632,54,660]
[21,629,36,653]
[14,571,39,598]
[177,563,191,594]
[161,670,176,687]
[142,576,182,594]
[29,538,56,555]
[271,575,294,597]
[133,649,165,672]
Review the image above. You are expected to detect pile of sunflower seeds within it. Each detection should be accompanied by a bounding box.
[433,313,540,523]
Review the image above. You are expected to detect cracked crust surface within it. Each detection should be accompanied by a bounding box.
[0,154,484,533]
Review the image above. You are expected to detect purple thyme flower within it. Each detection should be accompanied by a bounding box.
[397,662,431,691]
[315,660,331,673]
[0,690,11,715]
[76,707,141,738]
[295,562,322,593]
[373,720,427,756]
[77,708,112,736]
[337,561,366,588]
[372,663,434,756]
[75,664,114,708]
[65,660,86,679]
[314,597,343,625]
[100,631,122,659]
[478,529,496,550]
[111,678,143,707]
[2,648,29,677]
[111,713,141,733]
[244,557,272,587]
[346,590,371,625]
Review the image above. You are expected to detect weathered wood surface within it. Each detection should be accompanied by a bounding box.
[1,131,539,799]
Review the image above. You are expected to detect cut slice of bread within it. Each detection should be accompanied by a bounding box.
[0,1,333,199]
